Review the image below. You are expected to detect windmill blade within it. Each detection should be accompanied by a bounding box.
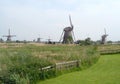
[3,35,8,37]
[38,34,42,38]
[38,35,43,39]
[72,31,76,42]
[104,28,106,35]
[69,15,73,28]
[10,35,16,37]
[46,36,52,41]
[8,29,10,36]
[39,38,43,39]
[59,31,64,42]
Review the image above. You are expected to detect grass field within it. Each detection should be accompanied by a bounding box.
[38,54,120,84]
[0,43,99,83]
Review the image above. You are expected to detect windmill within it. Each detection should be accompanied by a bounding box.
[0,38,3,42]
[37,35,42,43]
[3,29,16,42]
[59,15,75,44]
[101,28,108,44]
[46,36,52,44]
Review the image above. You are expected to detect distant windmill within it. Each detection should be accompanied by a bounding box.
[59,15,75,44]
[37,35,42,43]
[0,38,3,42]
[101,28,108,44]
[3,29,16,42]
[46,36,52,44]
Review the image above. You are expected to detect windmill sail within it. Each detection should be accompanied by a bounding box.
[8,29,10,36]
[69,15,73,28]
[104,28,106,35]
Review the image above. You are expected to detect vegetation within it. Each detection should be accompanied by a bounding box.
[76,37,93,45]
[38,54,120,84]
[0,43,99,84]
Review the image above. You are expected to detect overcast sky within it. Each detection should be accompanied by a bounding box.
[0,0,120,41]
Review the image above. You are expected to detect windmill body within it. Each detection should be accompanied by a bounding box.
[37,35,42,43]
[37,38,41,43]
[101,35,108,44]
[62,26,73,43]
[37,37,42,43]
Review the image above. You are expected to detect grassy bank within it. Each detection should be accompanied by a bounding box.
[0,43,99,84]
[38,54,120,84]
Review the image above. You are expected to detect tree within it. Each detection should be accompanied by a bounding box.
[76,37,93,45]
[84,37,91,45]
[107,41,113,44]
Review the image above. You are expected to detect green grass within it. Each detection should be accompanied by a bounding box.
[38,54,120,84]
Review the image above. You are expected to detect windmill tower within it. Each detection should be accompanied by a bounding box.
[101,28,108,44]
[59,15,75,44]
[3,29,16,42]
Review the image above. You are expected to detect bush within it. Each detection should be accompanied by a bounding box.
[80,46,99,69]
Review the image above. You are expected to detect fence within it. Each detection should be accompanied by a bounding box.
[56,60,81,70]
[41,60,81,71]
[100,49,120,55]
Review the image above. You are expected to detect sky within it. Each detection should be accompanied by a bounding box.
[0,0,120,41]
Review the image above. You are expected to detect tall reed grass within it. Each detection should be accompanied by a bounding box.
[0,44,99,84]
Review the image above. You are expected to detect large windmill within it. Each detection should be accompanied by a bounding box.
[59,15,75,44]
[3,29,16,42]
[101,28,108,44]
